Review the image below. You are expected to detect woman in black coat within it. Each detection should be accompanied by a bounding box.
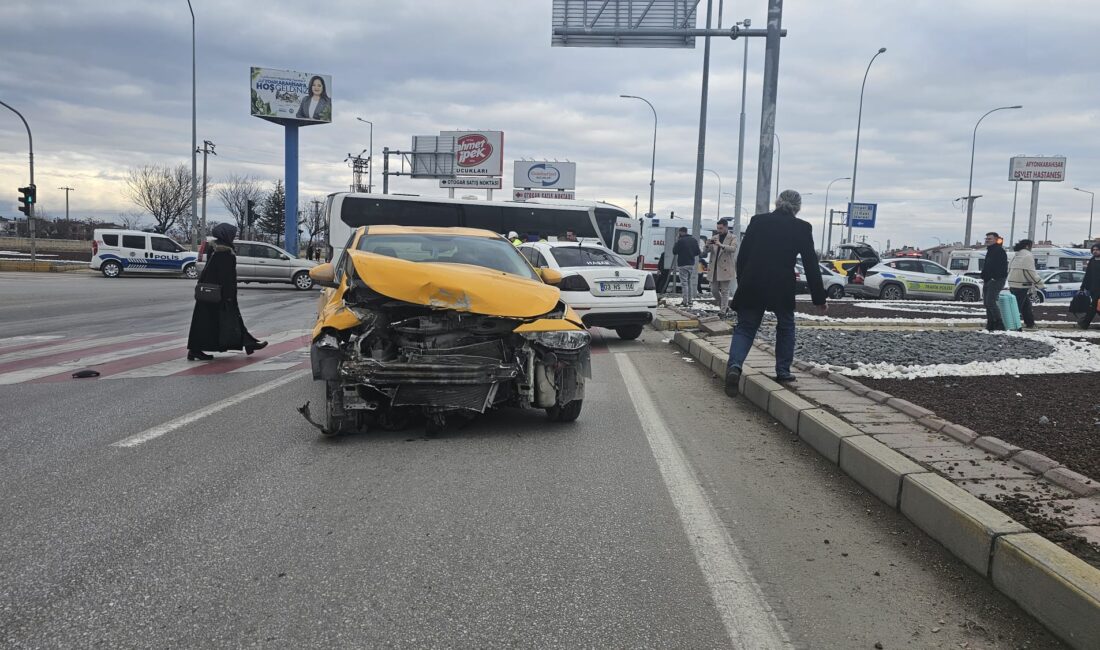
[186,224,267,360]
[1076,243,1100,329]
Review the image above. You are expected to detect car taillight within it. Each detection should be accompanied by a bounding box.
[92,240,98,256]
[558,274,591,291]
[644,273,656,291]
[197,241,206,262]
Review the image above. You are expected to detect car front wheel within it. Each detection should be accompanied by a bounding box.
[293,271,314,290]
[826,284,845,299]
[955,286,980,302]
[1029,291,1044,305]
[547,400,583,422]
[880,284,905,301]
[183,263,198,280]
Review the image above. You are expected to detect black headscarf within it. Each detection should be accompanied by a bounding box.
[211,223,237,246]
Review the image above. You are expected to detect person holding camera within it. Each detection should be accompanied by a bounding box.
[706,219,737,316]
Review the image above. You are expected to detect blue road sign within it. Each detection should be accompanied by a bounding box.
[848,202,877,228]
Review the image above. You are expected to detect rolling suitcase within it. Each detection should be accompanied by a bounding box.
[997,291,1022,331]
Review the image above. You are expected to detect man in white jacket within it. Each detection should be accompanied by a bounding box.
[1007,239,1044,330]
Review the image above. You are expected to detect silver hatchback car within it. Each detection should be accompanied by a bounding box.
[197,239,318,290]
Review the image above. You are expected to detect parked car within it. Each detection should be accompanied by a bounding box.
[795,262,847,299]
[197,239,317,290]
[304,226,590,435]
[1029,270,1087,304]
[90,229,197,279]
[519,241,657,340]
[851,258,983,301]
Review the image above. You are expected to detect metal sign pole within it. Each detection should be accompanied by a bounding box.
[1028,180,1040,241]
[284,124,299,256]
[689,0,714,240]
[754,0,783,215]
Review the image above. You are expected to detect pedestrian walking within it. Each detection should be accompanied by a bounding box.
[980,232,1009,331]
[706,219,737,315]
[672,226,701,307]
[1007,239,1043,330]
[186,223,268,361]
[1076,243,1100,329]
[725,190,827,395]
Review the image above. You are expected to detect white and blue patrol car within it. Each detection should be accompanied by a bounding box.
[1029,269,1086,304]
[852,258,983,302]
[90,229,198,279]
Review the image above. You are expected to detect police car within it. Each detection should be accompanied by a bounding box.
[1029,269,1086,304]
[90,229,197,279]
[517,241,657,340]
[851,257,983,302]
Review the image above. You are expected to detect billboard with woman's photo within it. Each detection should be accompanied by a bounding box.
[250,67,332,123]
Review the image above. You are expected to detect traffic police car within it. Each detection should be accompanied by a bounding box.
[849,257,983,302]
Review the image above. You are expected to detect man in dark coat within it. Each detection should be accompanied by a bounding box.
[672,227,702,307]
[186,223,267,360]
[1076,243,1100,329]
[980,232,1009,331]
[725,190,827,396]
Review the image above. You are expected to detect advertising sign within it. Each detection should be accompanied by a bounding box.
[1009,156,1066,182]
[514,189,576,200]
[848,202,877,228]
[250,67,332,123]
[514,161,577,190]
[440,177,502,189]
[440,131,503,177]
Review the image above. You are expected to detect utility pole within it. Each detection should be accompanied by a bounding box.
[1,99,35,264]
[345,150,369,192]
[689,0,715,240]
[310,199,322,256]
[58,186,74,221]
[1043,213,1053,243]
[197,140,216,239]
[733,18,751,238]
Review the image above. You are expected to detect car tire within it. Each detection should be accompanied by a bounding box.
[183,263,198,280]
[1029,291,1044,305]
[880,283,905,301]
[547,399,583,423]
[101,260,122,278]
[615,325,644,340]
[293,271,314,291]
[826,284,845,299]
[955,285,980,302]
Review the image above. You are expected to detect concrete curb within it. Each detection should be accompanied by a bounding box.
[0,260,89,273]
[671,333,1100,649]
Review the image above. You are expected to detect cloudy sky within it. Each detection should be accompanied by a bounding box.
[2,0,1098,249]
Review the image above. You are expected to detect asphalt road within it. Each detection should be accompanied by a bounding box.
[0,272,1064,648]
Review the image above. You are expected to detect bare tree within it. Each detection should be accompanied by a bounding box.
[300,196,326,255]
[119,212,145,230]
[125,164,191,234]
[216,174,264,237]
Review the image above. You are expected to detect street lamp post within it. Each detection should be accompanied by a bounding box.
[356,117,374,192]
[822,176,850,256]
[1074,187,1095,243]
[620,95,658,218]
[732,18,751,238]
[773,132,780,199]
[186,0,198,247]
[0,99,35,263]
[704,169,722,219]
[847,47,887,244]
[964,105,1022,246]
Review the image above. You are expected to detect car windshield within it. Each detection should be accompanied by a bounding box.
[551,246,626,268]
[357,233,539,280]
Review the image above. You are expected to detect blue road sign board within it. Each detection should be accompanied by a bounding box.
[848,202,877,228]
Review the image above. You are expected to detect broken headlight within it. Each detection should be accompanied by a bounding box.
[523,330,590,351]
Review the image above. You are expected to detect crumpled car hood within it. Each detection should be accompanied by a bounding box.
[347,250,561,319]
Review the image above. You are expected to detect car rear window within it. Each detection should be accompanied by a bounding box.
[102,234,118,246]
[551,247,626,268]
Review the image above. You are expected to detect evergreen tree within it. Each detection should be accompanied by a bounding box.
[257,180,285,245]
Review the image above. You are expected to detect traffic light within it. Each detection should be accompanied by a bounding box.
[17,184,36,216]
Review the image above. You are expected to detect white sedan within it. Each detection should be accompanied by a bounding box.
[1029,270,1086,304]
[519,241,657,340]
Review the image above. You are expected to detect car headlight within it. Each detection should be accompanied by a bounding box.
[523,330,590,350]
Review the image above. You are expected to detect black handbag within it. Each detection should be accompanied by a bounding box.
[195,282,221,303]
[1069,290,1092,315]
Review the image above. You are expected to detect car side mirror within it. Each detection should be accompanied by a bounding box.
[309,262,338,288]
[539,267,562,285]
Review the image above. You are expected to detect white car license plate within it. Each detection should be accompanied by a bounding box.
[601,281,633,291]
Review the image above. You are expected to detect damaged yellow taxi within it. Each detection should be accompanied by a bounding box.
[300,226,592,435]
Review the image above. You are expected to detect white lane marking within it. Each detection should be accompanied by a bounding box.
[0,337,188,385]
[0,332,166,364]
[230,361,302,373]
[106,329,308,379]
[614,353,792,650]
[0,335,65,348]
[110,369,310,448]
